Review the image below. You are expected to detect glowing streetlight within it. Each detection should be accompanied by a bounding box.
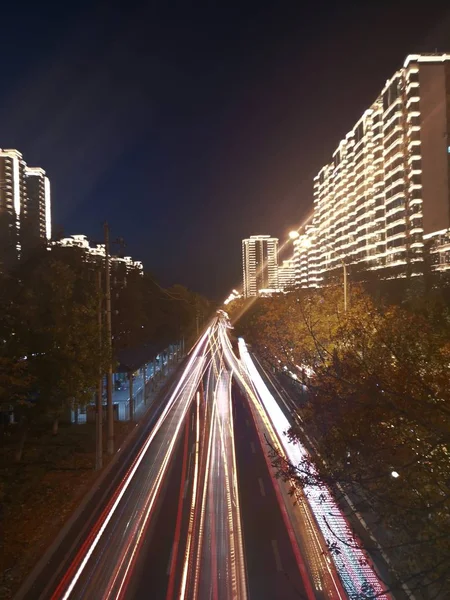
[391,470,400,478]
[289,230,299,240]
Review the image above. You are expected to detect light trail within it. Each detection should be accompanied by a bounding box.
[179,391,201,600]
[52,327,212,600]
[108,360,205,599]
[48,315,373,600]
[183,325,247,600]
[165,415,190,600]
[221,328,320,600]
[227,371,248,600]
[238,336,390,600]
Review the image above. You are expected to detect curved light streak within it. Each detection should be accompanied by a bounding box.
[238,337,389,600]
[54,327,212,600]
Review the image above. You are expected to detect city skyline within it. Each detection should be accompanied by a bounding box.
[2,5,449,600]
[1,2,449,298]
[237,52,450,298]
[291,53,450,289]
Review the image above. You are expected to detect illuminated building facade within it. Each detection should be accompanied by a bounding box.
[23,167,51,257]
[0,149,51,269]
[0,149,26,268]
[278,258,296,290]
[242,235,279,297]
[294,53,450,286]
[54,235,144,275]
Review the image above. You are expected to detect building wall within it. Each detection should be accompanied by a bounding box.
[22,167,49,257]
[0,150,51,270]
[419,63,450,234]
[0,150,26,268]
[242,235,279,297]
[279,258,295,290]
[294,54,450,288]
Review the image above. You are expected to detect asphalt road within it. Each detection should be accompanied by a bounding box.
[125,401,198,600]
[16,364,187,600]
[232,383,310,600]
[16,318,352,600]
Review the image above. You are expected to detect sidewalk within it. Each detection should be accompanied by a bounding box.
[115,360,170,421]
[72,356,176,423]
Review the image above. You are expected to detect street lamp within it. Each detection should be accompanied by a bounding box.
[289,230,300,240]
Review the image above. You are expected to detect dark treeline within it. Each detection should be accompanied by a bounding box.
[0,244,211,449]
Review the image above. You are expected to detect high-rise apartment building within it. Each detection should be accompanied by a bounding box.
[278,258,296,290]
[242,235,279,297]
[0,149,26,268]
[294,53,450,286]
[23,167,51,257]
[55,235,144,275]
[0,148,51,269]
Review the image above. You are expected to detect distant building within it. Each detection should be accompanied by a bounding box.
[242,235,278,297]
[0,149,26,268]
[0,148,51,270]
[54,234,144,275]
[278,258,296,290]
[292,53,450,286]
[23,167,51,257]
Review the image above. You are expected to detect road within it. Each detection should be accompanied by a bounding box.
[232,382,313,600]
[18,314,390,599]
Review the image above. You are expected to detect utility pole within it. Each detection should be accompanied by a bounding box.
[96,270,103,471]
[104,222,114,455]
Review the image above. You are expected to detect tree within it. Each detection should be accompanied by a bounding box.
[232,286,450,598]
[0,273,36,462]
[15,253,109,434]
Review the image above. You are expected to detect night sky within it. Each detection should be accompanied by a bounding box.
[1,1,449,299]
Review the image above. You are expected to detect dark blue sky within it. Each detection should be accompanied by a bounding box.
[0,1,448,298]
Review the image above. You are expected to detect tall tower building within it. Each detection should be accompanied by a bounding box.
[242,235,279,297]
[23,167,51,257]
[0,149,51,270]
[0,149,26,269]
[294,53,450,286]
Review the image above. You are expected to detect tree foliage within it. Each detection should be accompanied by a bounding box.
[6,252,110,434]
[231,285,450,597]
[0,245,211,441]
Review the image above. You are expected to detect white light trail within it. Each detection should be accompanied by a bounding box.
[55,327,212,600]
[179,391,201,600]
[185,326,247,600]
[238,337,389,600]
[108,360,204,600]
